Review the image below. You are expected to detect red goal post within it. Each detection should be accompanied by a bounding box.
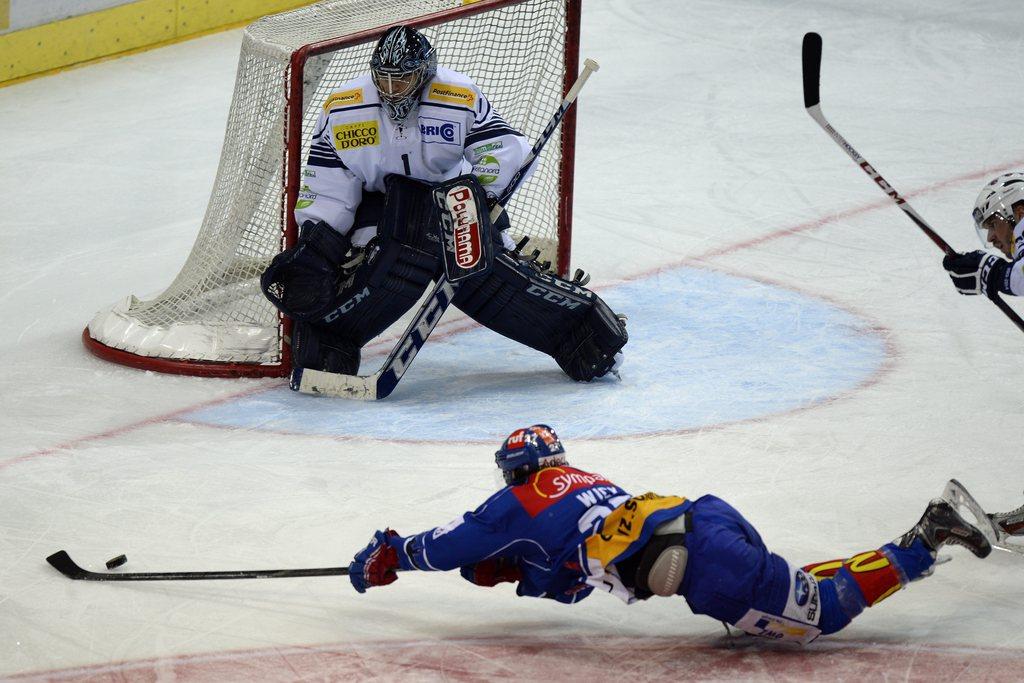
[83,0,582,378]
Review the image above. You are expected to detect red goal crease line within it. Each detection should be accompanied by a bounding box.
[5,158,1023,468]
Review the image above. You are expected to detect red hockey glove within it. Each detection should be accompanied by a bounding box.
[349,528,401,594]
[460,557,522,587]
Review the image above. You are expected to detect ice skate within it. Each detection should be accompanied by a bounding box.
[896,498,992,558]
[944,479,1024,556]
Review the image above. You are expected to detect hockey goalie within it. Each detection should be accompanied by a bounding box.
[260,26,627,387]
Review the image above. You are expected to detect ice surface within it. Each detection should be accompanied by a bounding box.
[2,0,1023,679]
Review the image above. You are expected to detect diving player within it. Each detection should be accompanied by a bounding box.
[348,425,995,644]
[943,172,1024,297]
[260,26,627,383]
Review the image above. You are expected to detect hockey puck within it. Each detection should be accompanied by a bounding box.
[105,554,127,569]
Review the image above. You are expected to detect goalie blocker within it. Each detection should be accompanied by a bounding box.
[261,174,627,383]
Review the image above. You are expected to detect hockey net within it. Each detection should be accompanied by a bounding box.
[84,0,581,377]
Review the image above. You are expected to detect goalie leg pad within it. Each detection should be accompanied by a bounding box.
[288,177,443,373]
[452,253,628,381]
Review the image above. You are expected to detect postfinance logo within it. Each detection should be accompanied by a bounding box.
[323,89,364,111]
[332,120,379,150]
[428,83,475,107]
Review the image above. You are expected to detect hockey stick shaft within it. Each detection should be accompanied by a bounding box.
[493,58,600,212]
[296,58,601,399]
[801,32,1024,335]
[46,550,355,581]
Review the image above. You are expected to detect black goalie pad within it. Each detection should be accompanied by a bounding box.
[453,252,628,381]
[432,174,495,282]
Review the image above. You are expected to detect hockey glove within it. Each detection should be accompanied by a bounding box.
[459,557,523,587]
[942,250,1010,298]
[260,220,352,321]
[349,528,401,594]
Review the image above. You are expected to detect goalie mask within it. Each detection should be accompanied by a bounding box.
[973,172,1024,257]
[495,425,567,486]
[370,25,437,124]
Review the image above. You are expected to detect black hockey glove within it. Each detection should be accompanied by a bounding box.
[942,250,1010,298]
[260,220,352,320]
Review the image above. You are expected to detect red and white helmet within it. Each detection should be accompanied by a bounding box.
[973,172,1024,248]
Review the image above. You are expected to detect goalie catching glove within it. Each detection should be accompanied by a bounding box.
[942,250,1010,298]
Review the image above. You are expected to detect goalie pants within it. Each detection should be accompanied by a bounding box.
[681,495,936,640]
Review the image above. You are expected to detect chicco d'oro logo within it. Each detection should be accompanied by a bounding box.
[332,120,379,150]
[444,185,482,269]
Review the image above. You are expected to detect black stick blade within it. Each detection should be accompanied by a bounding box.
[47,550,88,579]
[802,32,823,108]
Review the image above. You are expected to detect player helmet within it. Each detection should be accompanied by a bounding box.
[973,172,1024,251]
[370,25,436,124]
[495,425,567,486]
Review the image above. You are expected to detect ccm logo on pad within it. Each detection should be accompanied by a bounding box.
[444,185,482,269]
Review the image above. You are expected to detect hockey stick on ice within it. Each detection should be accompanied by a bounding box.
[293,58,601,400]
[801,32,1024,336]
[943,480,1024,556]
[45,550,369,581]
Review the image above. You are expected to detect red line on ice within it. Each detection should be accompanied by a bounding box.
[10,634,1024,682]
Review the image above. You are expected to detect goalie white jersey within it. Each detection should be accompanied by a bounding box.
[296,66,532,242]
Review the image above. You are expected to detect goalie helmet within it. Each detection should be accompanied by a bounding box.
[495,425,567,486]
[370,25,437,124]
[973,172,1024,254]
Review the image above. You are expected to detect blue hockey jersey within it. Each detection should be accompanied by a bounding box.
[391,467,693,604]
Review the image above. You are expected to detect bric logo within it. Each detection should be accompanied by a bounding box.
[420,118,459,144]
[444,186,482,269]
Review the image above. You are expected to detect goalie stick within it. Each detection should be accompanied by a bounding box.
[293,58,601,400]
[801,32,1024,336]
[943,479,1024,556]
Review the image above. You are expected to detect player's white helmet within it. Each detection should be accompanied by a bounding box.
[973,172,1024,250]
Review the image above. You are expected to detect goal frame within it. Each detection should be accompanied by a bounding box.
[82,0,582,378]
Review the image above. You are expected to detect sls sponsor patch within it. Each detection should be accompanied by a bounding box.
[584,493,688,567]
[332,120,379,150]
[427,82,475,107]
[323,88,364,111]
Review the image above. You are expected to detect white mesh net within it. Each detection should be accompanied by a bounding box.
[87,0,575,374]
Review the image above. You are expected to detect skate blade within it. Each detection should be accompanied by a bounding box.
[944,479,1024,556]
